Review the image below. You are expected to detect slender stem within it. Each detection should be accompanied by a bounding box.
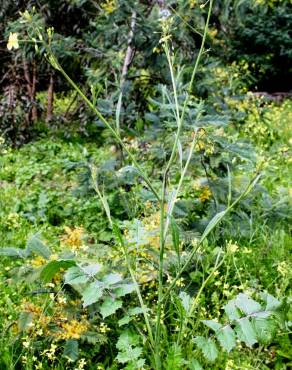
[47,51,160,202]
[177,253,226,344]
[162,172,261,302]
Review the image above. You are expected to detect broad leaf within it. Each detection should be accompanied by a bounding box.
[40,260,75,283]
[82,281,104,307]
[194,336,218,362]
[82,263,102,277]
[216,325,236,353]
[63,339,79,362]
[224,300,241,321]
[202,320,222,332]
[114,283,136,297]
[102,273,122,286]
[100,297,122,318]
[235,293,262,315]
[260,292,281,311]
[0,247,27,258]
[236,317,257,348]
[64,266,89,285]
[253,318,275,344]
[26,236,51,259]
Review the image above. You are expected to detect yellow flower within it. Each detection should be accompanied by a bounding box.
[7,32,19,50]
[101,0,117,14]
[61,226,84,250]
[57,319,89,340]
[199,186,212,202]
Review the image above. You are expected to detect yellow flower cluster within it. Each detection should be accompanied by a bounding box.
[57,319,89,340]
[199,186,212,202]
[5,212,21,230]
[61,226,84,250]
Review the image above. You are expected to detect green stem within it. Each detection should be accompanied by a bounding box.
[47,52,160,202]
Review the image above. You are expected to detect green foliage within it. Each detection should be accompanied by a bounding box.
[195,292,281,362]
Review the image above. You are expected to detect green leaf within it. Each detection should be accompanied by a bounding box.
[118,315,131,326]
[18,311,33,331]
[40,260,75,283]
[216,325,236,353]
[82,281,104,307]
[102,273,122,286]
[235,293,262,315]
[64,266,89,285]
[200,210,226,241]
[236,317,257,348]
[26,236,51,259]
[194,336,218,362]
[253,318,275,344]
[115,283,136,297]
[116,330,140,350]
[0,247,27,258]
[116,347,142,364]
[202,320,222,331]
[189,359,203,370]
[179,291,192,313]
[63,339,79,362]
[260,292,281,311]
[82,263,102,276]
[224,300,241,321]
[100,297,122,318]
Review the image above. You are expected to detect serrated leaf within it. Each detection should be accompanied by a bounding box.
[100,297,122,318]
[115,283,136,297]
[18,311,33,331]
[26,236,51,259]
[40,260,75,283]
[118,315,132,326]
[202,320,222,332]
[179,291,192,313]
[253,318,275,344]
[224,300,241,321]
[63,339,79,361]
[194,336,218,362]
[102,273,122,286]
[82,263,102,276]
[216,325,236,353]
[64,266,89,285]
[116,330,140,350]
[260,292,281,311]
[116,347,142,364]
[128,307,149,316]
[236,317,257,348]
[82,281,104,307]
[235,293,262,315]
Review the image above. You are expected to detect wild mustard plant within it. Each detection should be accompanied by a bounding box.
[3,2,286,368]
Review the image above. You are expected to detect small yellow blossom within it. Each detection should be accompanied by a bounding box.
[57,319,89,340]
[31,256,46,267]
[7,32,19,50]
[61,226,84,250]
[199,186,212,202]
[101,0,117,14]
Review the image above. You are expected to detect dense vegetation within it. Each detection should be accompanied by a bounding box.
[0,1,291,369]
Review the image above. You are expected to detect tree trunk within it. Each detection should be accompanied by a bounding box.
[46,73,54,122]
[22,57,37,122]
[31,61,38,122]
